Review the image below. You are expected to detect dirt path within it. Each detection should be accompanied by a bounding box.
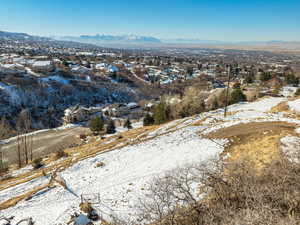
[1,126,89,164]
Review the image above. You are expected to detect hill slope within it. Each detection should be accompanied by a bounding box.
[1,97,300,224]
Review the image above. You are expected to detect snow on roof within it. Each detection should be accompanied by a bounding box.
[32,61,52,67]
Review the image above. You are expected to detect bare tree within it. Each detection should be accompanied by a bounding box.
[16,109,34,167]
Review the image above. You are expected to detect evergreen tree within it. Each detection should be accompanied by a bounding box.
[124,118,132,130]
[154,101,170,125]
[230,88,246,104]
[89,117,104,134]
[285,74,299,86]
[143,113,154,126]
[106,119,116,134]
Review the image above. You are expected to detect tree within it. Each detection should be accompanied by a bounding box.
[143,113,155,126]
[285,74,299,86]
[232,82,241,89]
[154,101,170,125]
[260,72,272,82]
[89,117,104,135]
[16,109,33,167]
[106,119,116,134]
[124,118,132,130]
[0,117,11,139]
[245,75,254,84]
[230,88,246,104]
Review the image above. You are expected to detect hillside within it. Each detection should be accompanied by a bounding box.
[1,96,300,224]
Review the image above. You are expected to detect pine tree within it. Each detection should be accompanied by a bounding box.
[89,117,104,134]
[143,113,154,126]
[124,118,132,130]
[106,119,116,134]
[154,101,170,125]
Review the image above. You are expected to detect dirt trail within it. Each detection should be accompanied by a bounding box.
[1,126,89,164]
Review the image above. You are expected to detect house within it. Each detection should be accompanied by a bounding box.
[0,63,26,74]
[31,61,54,73]
[63,105,102,124]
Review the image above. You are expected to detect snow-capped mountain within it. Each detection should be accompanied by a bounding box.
[58,34,161,44]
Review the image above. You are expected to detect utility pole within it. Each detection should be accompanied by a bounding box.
[224,65,231,117]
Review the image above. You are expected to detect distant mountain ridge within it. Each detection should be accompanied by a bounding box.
[0,31,51,42]
[1,30,300,51]
[58,34,162,44]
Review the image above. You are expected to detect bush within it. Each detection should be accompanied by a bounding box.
[106,119,116,134]
[123,118,133,130]
[0,160,8,174]
[32,158,44,169]
[143,113,155,126]
[260,72,272,81]
[232,82,241,89]
[285,74,299,86]
[295,88,300,96]
[54,150,68,160]
[79,133,87,140]
[131,154,300,225]
[230,88,246,104]
[89,117,104,135]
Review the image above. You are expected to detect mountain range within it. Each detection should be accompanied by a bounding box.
[1,30,300,51]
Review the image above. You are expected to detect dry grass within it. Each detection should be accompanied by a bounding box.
[0,117,200,210]
[269,101,289,113]
[204,121,298,169]
[0,183,49,210]
[0,124,178,210]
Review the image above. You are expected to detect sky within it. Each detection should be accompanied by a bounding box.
[0,0,299,42]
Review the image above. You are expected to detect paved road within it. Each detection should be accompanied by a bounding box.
[1,126,89,164]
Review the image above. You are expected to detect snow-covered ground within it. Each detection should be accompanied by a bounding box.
[288,98,300,113]
[1,97,300,225]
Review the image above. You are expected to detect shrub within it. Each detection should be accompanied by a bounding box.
[95,161,105,168]
[106,119,116,134]
[230,88,246,104]
[89,117,104,135]
[0,160,8,174]
[54,150,68,160]
[232,82,241,89]
[32,158,44,169]
[143,113,154,126]
[79,133,87,140]
[123,118,133,130]
[260,72,272,81]
[130,154,300,225]
[295,88,300,96]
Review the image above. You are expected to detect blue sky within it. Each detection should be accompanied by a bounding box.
[0,0,299,41]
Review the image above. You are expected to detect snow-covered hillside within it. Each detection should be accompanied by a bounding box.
[1,97,300,224]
